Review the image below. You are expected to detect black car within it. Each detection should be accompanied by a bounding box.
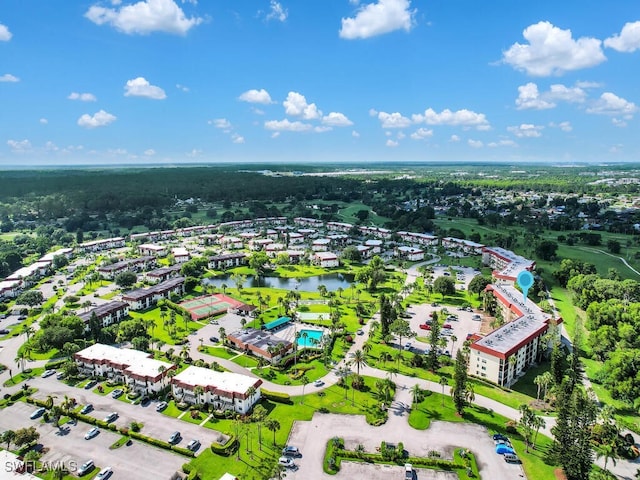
[209,336,219,343]
[493,433,508,442]
[0,329,9,335]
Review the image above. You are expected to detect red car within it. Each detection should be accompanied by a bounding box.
[419,324,431,330]
[443,324,453,329]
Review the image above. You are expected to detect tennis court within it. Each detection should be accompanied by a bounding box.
[180,294,243,320]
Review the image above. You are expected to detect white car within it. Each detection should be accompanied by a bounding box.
[41,369,56,378]
[78,460,95,476]
[278,456,295,468]
[84,427,100,440]
[313,379,325,387]
[96,467,112,480]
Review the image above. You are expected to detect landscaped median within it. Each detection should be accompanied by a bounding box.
[323,437,479,479]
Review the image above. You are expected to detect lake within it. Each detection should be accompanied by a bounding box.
[203,273,354,292]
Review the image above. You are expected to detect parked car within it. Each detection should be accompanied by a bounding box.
[419,324,431,330]
[278,456,295,468]
[80,404,93,414]
[111,388,124,399]
[168,431,181,444]
[77,459,95,476]
[156,401,168,412]
[0,329,9,335]
[405,463,414,479]
[356,329,364,335]
[504,453,520,463]
[103,412,118,423]
[209,336,219,343]
[30,407,46,419]
[186,439,201,451]
[403,342,412,351]
[472,314,481,321]
[313,380,325,387]
[493,433,508,441]
[56,372,66,380]
[96,467,113,480]
[41,369,56,378]
[442,324,453,329]
[282,445,300,457]
[84,427,100,440]
[84,379,98,389]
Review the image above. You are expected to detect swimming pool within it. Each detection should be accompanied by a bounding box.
[297,329,324,348]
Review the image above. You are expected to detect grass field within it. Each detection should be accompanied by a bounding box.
[408,390,557,480]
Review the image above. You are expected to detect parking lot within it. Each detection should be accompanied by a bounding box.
[285,413,524,480]
[0,402,187,479]
[25,375,227,454]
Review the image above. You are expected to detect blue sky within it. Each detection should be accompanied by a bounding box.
[1,0,639,165]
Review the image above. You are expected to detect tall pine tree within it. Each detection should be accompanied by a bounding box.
[452,349,468,415]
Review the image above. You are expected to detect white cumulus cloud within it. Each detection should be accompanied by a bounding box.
[124,77,166,99]
[377,111,411,128]
[549,121,573,132]
[68,92,97,102]
[487,140,517,148]
[605,21,640,52]
[450,135,460,142]
[238,88,273,104]
[283,92,322,120]
[413,108,489,129]
[352,130,360,138]
[385,139,399,147]
[77,110,117,128]
[0,24,12,41]
[265,1,288,22]
[0,74,19,82]
[516,82,586,110]
[264,119,312,132]
[507,124,543,138]
[231,133,245,144]
[39,118,48,125]
[209,118,232,131]
[144,149,156,156]
[502,21,606,76]
[322,112,353,127]
[515,83,554,110]
[410,128,433,140]
[340,0,416,40]
[7,139,32,153]
[468,139,483,148]
[85,0,203,35]
[587,92,638,118]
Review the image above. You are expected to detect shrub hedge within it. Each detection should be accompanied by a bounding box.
[260,389,292,404]
[210,434,237,456]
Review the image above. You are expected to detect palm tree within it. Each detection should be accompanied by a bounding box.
[22,324,34,342]
[265,418,281,445]
[596,439,619,473]
[158,365,167,390]
[464,384,475,405]
[532,415,546,449]
[1,430,16,450]
[362,342,372,357]
[540,371,553,399]
[194,385,205,405]
[439,376,448,406]
[218,327,227,344]
[449,334,457,355]
[294,331,301,366]
[533,374,544,400]
[352,349,366,376]
[300,374,309,404]
[301,331,309,358]
[15,351,26,374]
[410,384,422,405]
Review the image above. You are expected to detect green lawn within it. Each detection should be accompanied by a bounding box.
[160,400,185,419]
[3,367,45,386]
[199,346,238,360]
[409,390,557,480]
[129,306,205,345]
[231,354,259,369]
[254,358,329,386]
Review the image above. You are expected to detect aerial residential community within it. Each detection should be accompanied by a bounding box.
[3,1,640,479]
[1,166,640,480]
